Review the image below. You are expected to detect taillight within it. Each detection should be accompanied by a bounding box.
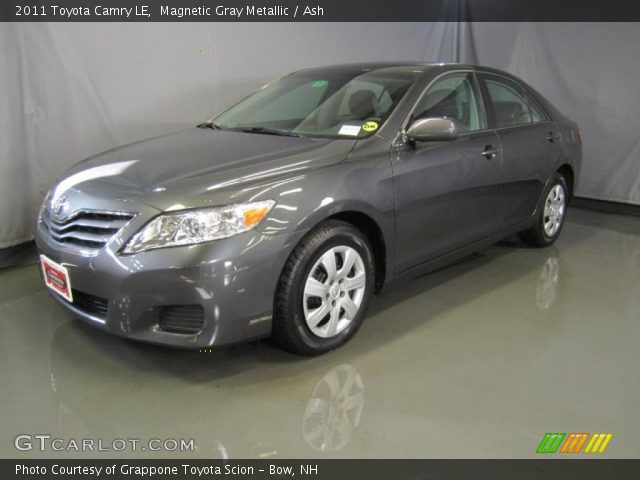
[575,129,582,144]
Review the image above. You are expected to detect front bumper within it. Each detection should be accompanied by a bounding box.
[36,224,304,349]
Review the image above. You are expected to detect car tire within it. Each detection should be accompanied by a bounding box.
[520,173,569,247]
[272,220,375,356]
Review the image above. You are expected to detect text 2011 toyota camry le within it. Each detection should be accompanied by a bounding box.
[36,63,582,355]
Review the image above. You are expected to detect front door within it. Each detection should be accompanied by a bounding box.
[393,72,503,273]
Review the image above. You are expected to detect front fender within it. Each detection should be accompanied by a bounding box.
[255,140,396,284]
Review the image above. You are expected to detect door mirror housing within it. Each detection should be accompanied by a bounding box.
[404,118,457,142]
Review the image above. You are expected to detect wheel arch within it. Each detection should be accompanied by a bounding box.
[281,202,391,294]
[556,164,575,198]
[326,210,387,293]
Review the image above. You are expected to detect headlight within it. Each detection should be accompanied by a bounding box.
[122,200,275,254]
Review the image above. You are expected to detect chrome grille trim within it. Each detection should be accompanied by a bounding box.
[49,217,128,232]
[42,208,135,250]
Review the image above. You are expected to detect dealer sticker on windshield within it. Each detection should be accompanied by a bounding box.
[362,120,379,132]
[40,255,73,302]
[339,124,361,136]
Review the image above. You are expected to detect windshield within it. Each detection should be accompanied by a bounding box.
[211,69,420,139]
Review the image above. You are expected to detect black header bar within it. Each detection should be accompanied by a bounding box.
[4,0,640,22]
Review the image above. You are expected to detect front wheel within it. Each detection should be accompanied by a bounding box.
[272,220,375,356]
[521,173,569,247]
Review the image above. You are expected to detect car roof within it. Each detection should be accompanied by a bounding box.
[291,63,529,89]
[286,63,560,124]
[292,62,479,76]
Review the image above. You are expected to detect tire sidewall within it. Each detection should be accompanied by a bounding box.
[287,228,374,353]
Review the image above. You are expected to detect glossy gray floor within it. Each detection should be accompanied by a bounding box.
[1,208,639,459]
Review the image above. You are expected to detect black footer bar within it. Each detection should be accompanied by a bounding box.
[5,459,640,480]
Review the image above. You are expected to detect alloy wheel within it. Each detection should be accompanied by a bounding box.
[543,184,566,237]
[303,246,367,338]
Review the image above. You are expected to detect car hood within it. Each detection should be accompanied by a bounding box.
[55,128,357,211]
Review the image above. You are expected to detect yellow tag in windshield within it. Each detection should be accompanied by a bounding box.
[362,121,379,132]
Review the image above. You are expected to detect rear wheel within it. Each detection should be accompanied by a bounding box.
[521,173,569,247]
[273,220,375,356]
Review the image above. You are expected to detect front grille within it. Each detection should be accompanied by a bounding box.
[158,305,204,334]
[70,289,109,319]
[42,208,134,250]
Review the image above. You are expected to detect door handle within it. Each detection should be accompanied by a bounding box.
[546,131,558,142]
[482,145,498,159]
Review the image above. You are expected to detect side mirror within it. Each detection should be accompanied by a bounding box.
[404,117,457,142]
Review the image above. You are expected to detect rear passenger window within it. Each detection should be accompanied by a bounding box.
[528,95,548,123]
[482,75,549,128]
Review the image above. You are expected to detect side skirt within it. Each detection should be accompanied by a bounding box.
[382,217,536,290]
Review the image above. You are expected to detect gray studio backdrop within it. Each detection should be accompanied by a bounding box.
[1,22,639,248]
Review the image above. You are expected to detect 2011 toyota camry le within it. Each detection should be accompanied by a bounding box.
[36,62,582,355]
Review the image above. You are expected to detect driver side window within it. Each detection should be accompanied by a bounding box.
[412,72,486,133]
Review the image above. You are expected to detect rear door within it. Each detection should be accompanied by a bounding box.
[478,73,563,229]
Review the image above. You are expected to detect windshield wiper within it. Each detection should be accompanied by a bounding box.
[197,121,222,130]
[232,126,300,138]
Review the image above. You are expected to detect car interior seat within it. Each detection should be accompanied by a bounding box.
[493,101,529,126]
[348,90,379,120]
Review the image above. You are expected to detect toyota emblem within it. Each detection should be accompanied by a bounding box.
[51,194,70,221]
